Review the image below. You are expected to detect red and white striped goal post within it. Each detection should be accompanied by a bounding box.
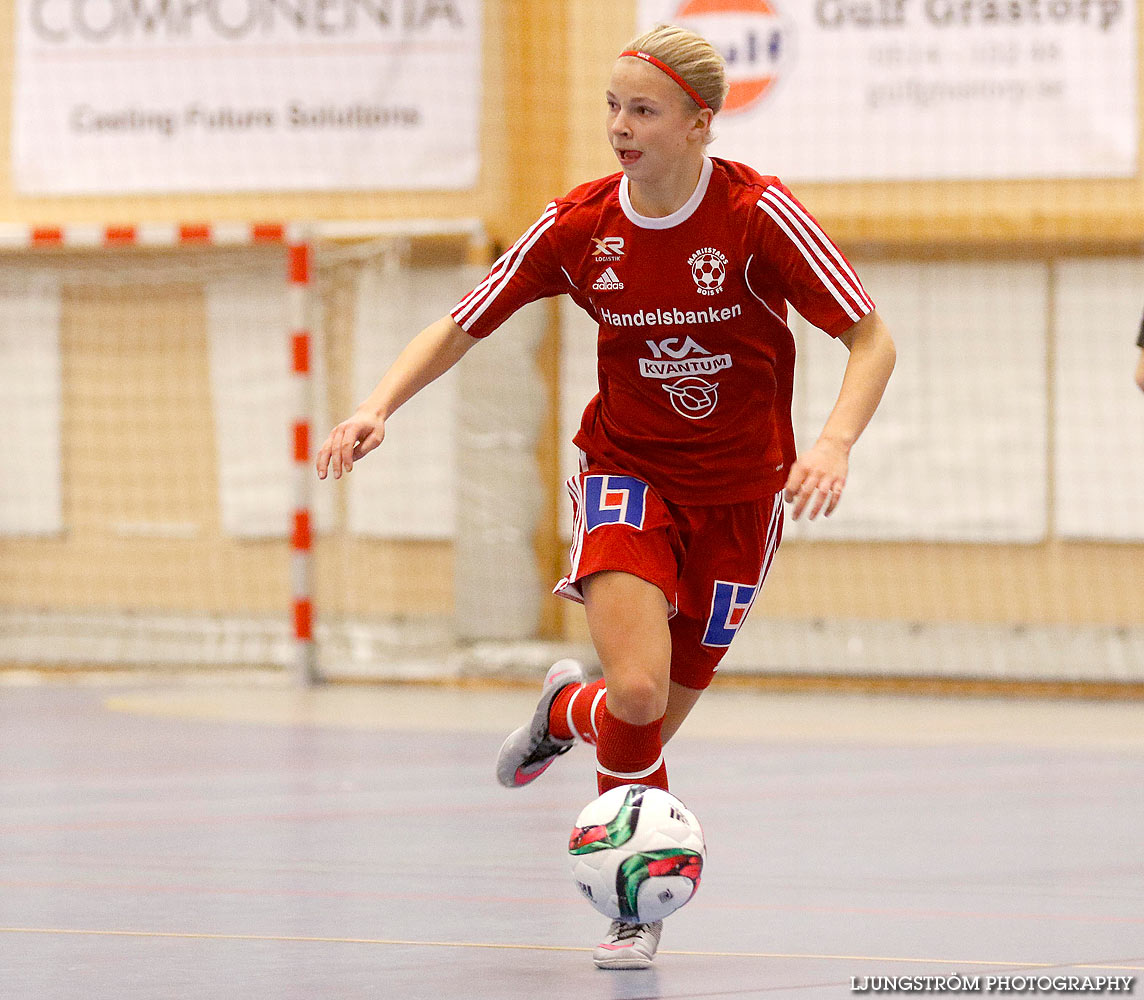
[0,220,319,685]
[0,217,485,683]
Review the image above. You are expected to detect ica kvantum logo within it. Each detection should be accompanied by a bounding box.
[671,0,795,114]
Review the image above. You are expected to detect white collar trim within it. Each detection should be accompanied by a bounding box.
[619,157,713,230]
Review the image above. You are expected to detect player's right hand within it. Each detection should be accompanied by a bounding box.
[316,410,385,480]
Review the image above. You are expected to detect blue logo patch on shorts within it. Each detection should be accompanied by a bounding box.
[702,580,758,647]
[583,475,648,533]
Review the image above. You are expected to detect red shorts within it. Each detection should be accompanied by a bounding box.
[554,465,784,690]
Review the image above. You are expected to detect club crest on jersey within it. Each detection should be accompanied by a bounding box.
[592,267,624,291]
[663,376,720,420]
[702,580,758,647]
[591,236,625,263]
[689,247,728,295]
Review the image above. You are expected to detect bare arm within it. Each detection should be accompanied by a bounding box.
[784,309,897,520]
[316,315,478,480]
[1136,349,1144,394]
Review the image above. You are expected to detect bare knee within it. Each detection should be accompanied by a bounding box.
[606,669,667,726]
[581,570,672,726]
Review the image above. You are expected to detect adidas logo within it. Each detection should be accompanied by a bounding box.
[592,267,624,291]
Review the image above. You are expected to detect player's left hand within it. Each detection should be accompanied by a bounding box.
[784,437,849,520]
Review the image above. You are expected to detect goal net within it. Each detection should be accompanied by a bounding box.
[0,222,563,680]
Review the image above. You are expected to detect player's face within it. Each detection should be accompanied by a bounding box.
[606,58,708,182]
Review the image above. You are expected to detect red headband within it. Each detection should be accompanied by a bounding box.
[619,50,710,111]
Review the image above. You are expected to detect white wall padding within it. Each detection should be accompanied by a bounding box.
[454,301,548,641]
[1053,256,1144,540]
[791,260,1049,542]
[0,271,62,536]
[348,260,485,539]
[206,269,332,537]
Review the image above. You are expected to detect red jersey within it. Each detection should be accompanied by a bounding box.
[451,156,874,505]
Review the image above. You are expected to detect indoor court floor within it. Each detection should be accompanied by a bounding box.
[1,672,1142,999]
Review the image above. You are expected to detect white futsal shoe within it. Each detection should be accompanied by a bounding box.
[592,919,663,970]
[495,658,584,788]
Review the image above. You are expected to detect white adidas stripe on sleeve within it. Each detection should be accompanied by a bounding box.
[453,202,559,331]
[765,187,874,311]
[756,188,873,323]
[454,201,558,315]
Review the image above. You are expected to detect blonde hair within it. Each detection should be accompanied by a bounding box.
[621,24,729,116]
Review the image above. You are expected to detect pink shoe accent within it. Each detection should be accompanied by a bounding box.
[513,760,553,785]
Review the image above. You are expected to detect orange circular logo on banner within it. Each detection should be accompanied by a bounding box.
[673,0,794,115]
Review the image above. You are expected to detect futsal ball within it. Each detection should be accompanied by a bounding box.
[568,784,705,924]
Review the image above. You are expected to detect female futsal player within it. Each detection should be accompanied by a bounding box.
[317,24,896,970]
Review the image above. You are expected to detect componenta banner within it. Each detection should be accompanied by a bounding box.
[638,0,1138,181]
[12,0,482,193]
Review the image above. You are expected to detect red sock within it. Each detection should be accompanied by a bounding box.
[595,705,668,794]
[549,679,606,744]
